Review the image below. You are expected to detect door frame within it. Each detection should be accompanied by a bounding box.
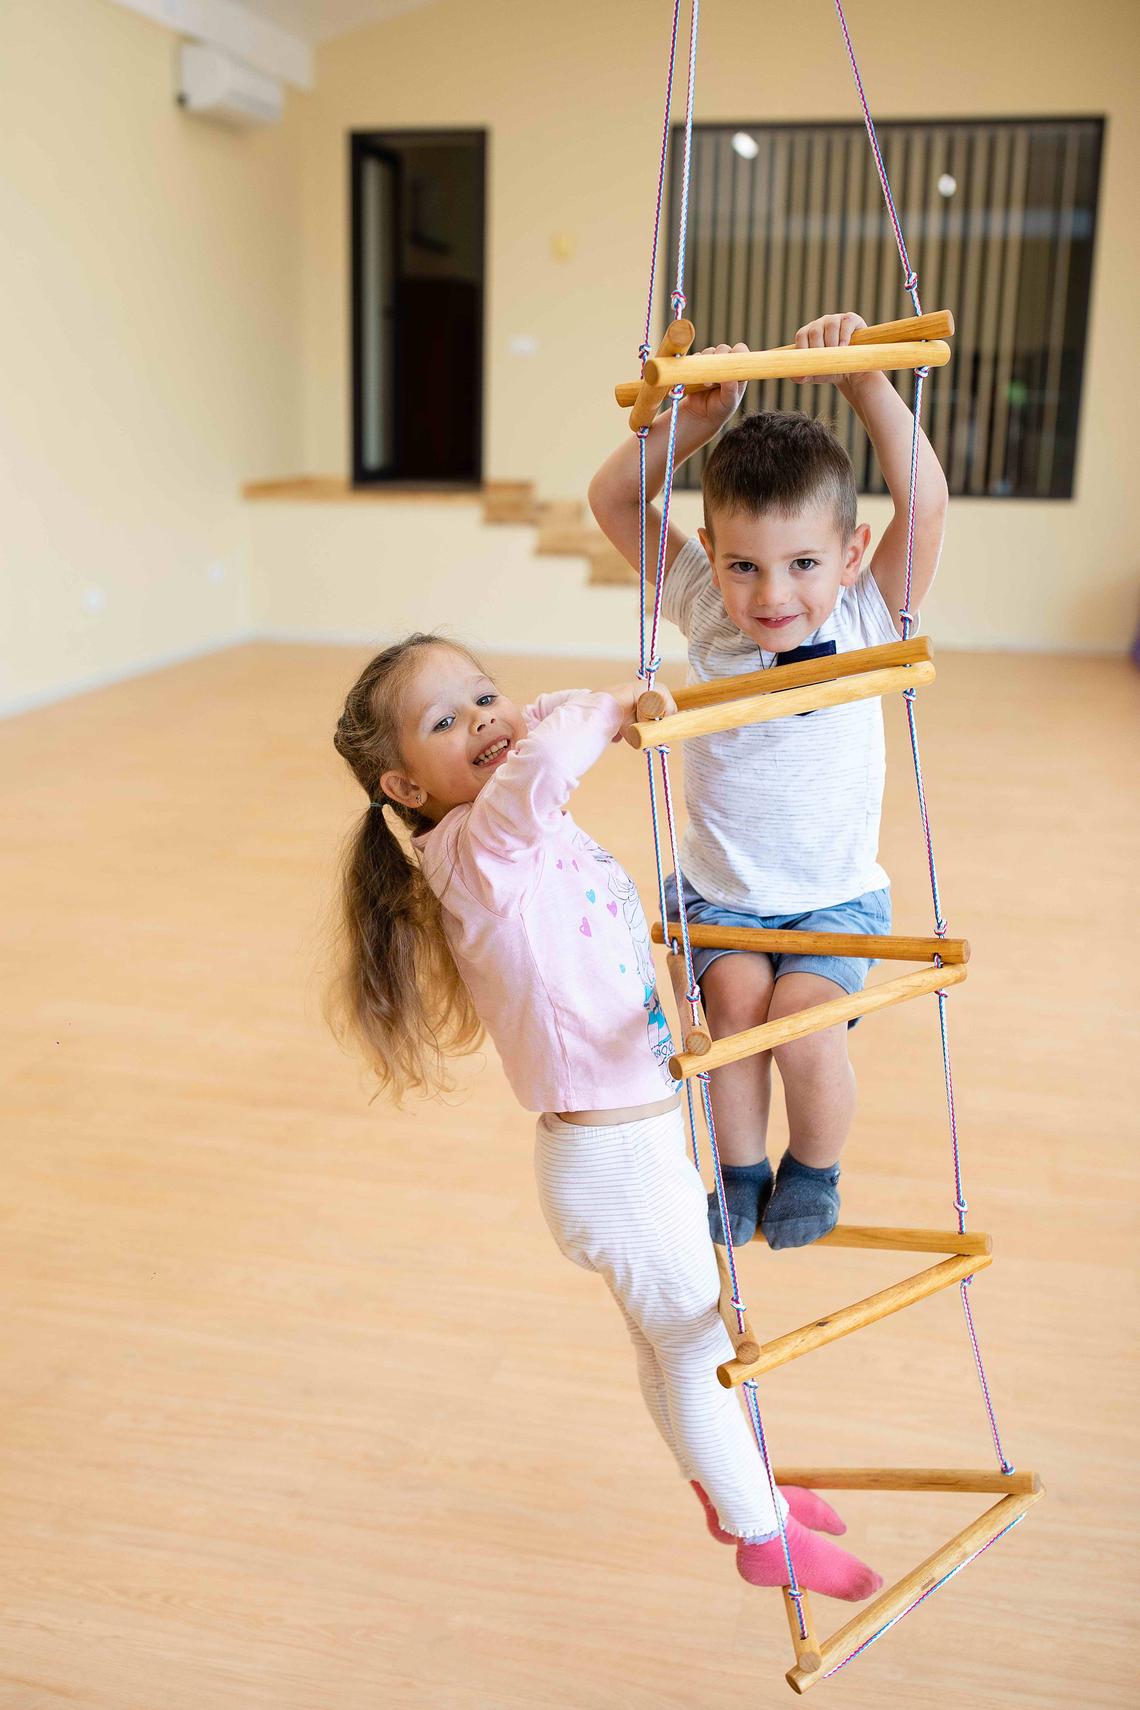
[349,127,488,488]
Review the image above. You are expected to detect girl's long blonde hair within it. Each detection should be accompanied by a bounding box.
[329,634,483,1098]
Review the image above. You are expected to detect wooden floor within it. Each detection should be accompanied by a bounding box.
[1,642,1137,1708]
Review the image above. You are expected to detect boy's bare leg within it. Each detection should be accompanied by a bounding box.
[699,952,777,1243]
[699,952,777,1164]
[763,971,856,1248]
[768,972,856,1168]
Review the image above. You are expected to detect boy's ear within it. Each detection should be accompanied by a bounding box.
[697,526,716,573]
[379,770,426,811]
[840,523,872,587]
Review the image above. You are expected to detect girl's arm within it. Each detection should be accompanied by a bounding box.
[465,683,647,861]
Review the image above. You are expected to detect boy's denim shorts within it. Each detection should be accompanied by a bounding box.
[663,875,892,1003]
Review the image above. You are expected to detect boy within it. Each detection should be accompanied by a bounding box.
[588,312,949,1250]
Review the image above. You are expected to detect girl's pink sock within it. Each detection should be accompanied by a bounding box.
[691,1479,847,1542]
[736,1515,882,1601]
[689,1481,881,1601]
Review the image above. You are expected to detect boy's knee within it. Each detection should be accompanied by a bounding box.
[771,1023,848,1080]
[701,953,775,1034]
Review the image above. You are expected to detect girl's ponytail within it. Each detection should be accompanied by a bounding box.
[329,636,483,1098]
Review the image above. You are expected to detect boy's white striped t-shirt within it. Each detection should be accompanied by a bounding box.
[662,535,903,915]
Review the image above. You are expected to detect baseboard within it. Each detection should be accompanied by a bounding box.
[0,631,257,721]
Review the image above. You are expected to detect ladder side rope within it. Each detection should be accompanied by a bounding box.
[633,0,808,1631]
[832,0,1015,1477]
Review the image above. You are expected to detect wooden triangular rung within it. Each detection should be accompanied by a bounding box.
[630,658,934,752]
[717,1251,991,1388]
[782,1483,1044,1692]
[670,962,968,1082]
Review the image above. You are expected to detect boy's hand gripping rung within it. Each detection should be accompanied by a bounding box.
[614,310,956,408]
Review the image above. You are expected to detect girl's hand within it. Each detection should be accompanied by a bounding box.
[791,312,868,389]
[604,680,678,746]
[680,343,750,430]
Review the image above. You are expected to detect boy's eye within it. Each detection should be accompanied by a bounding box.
[432,715,455,732]
[792,558,819,572]
[730,561,757,575]
[476,693,498,706]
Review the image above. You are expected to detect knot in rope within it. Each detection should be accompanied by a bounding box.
[903,686,917,702]
[897,608,914,625]
[999,1459,1016,1476]
[637,341,652,365]
[655,742,672,757]
[954,1195,969,1214]
[904,269,919,292]
[670,289,687,314]
[730,1295,746,1313]
[686,985,701,1005]
[638,654,662,679]
[636,425,651,441]
[916,364,931,379]
[670,384,685,402]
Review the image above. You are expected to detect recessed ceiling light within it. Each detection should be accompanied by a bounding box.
[732,132,760,160]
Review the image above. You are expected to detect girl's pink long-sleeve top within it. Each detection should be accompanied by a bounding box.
[413,691,677,1113]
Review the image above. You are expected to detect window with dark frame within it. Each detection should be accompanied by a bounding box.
[666,117,1103,500]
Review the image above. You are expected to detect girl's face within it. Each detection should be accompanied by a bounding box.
[380,646,527,820]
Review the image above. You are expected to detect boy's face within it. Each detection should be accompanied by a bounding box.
[698,500,872,653]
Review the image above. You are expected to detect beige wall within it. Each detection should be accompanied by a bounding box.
[1,0,303,713]
[5,0,1137,714]
[284,0,1139,652]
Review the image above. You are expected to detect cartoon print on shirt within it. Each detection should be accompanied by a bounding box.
[569,829,674,1081]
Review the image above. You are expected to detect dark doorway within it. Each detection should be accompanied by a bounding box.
[351,130,486,486]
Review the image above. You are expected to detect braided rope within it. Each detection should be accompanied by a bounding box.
[631,0,806,1636]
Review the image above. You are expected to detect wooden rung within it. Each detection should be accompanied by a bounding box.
[786,1488,1043,1693]
[670,962,968,1082]
[653,920,970,967]
[636,636,932,720]
[630,662,934,751]
[772,1467,1042,1496]
[628,318,696,431]
[717,1251,990,1387]
[714,1244,761,1364]
[614,311,956,407]
[783,1588,822,1678]
[644,339,951,393]
[788,1224,991,1256]
[663,945,711,1056]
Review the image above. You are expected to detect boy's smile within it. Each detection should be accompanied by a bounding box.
[698,499,871,654]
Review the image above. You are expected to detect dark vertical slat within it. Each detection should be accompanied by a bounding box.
[1037,125,1080,495]
[986,124,1029,495]
[969,126,1005,494]
[728,133,745,336]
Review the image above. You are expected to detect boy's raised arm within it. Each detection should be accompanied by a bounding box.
[587,345,750,585]
[794,314,950,625]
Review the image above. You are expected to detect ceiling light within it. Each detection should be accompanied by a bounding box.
[732,132,760,160]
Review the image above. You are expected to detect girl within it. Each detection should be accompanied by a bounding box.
[330,631,880,1600]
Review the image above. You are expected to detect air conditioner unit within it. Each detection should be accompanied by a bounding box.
[177,42,283,127]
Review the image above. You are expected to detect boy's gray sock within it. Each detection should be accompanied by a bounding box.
[708,1159,773,1246]
[761,1151,841,1250]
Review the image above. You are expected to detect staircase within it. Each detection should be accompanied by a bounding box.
[481,483,637,587]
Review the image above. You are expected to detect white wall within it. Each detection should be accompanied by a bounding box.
[0,0,303,714]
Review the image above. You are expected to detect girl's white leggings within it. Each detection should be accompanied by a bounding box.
[534,1104,785,1541]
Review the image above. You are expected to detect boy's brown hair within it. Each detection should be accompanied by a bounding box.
[702,410,858,540]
